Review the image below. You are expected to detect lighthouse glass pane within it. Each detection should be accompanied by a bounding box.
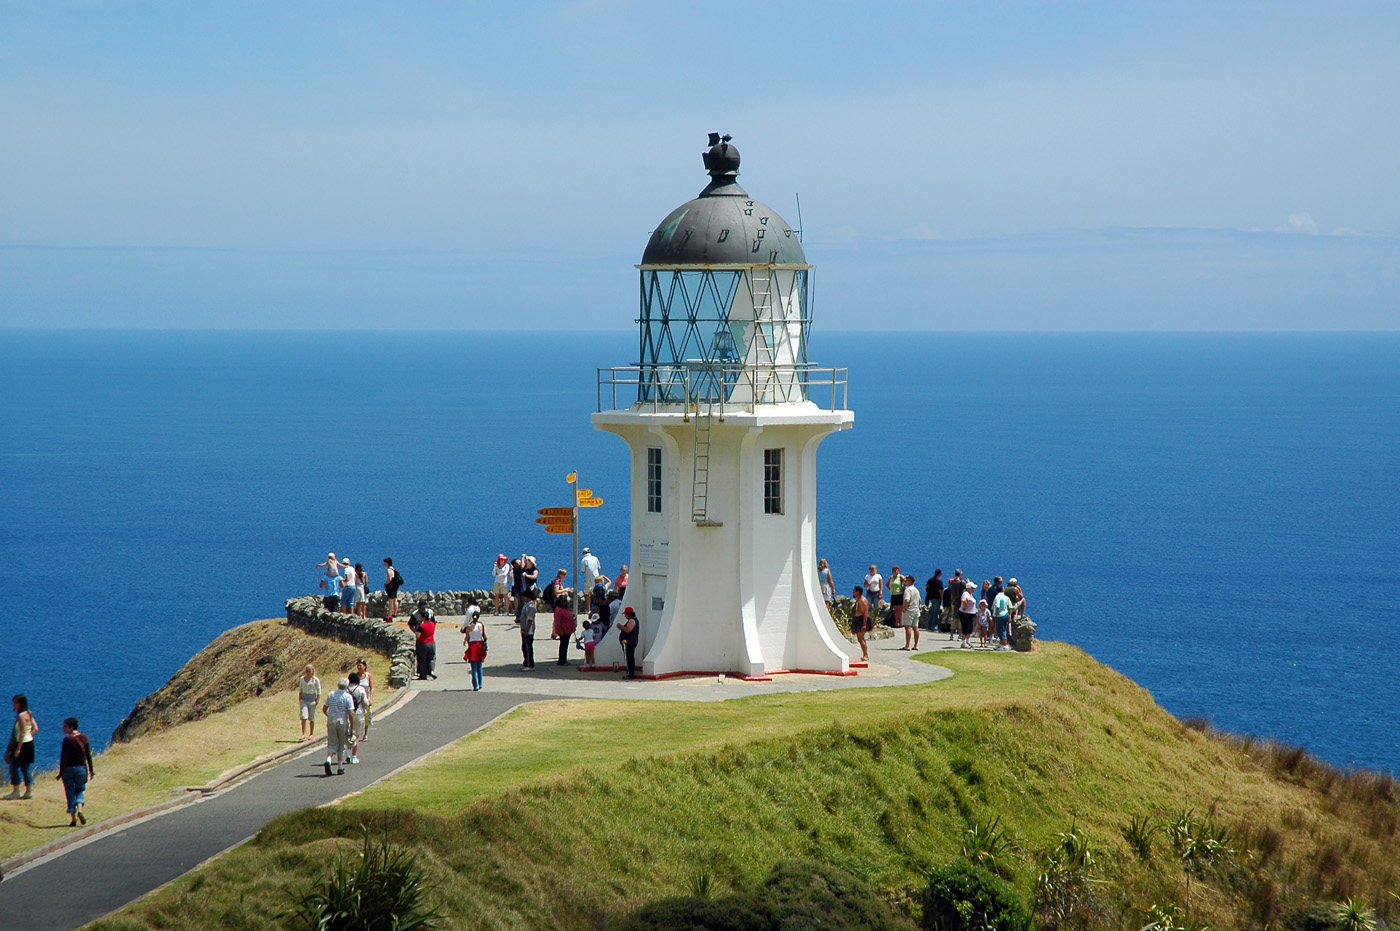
[637,269,742,402]
[646,447,662,513]
[763,448,783,515]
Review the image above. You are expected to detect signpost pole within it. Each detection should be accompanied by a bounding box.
[567,470,579,613]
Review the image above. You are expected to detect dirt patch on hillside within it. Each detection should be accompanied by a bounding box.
[112,619,371,743]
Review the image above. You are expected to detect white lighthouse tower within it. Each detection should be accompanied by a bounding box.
[592,134,856,679]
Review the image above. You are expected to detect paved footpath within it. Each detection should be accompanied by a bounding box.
[0,613,960,931]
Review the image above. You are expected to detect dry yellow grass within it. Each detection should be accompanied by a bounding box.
[0,621,393,862]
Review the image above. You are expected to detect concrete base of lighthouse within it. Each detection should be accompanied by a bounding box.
[591,403,855,679]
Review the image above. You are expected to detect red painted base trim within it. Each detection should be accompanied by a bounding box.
[575,665,858,680]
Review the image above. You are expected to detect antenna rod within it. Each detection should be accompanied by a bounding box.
[794,193,804,243]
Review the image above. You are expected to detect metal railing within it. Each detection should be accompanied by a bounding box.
[597,363,849,414]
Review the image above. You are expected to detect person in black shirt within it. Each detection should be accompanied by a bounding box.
[57,717,94,827]
[926,571,944,631]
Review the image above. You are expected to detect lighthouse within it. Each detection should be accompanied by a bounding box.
[591,134,856,679]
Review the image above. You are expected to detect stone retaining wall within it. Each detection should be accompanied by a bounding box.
[285,596,419,687]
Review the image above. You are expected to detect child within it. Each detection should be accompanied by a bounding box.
[976,598,991,647]
[297,665,321,741]
[346,673,368,764]
[582,616,597,667]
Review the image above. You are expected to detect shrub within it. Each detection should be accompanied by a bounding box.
[285,826,442,931]
[922,858,1032,931]
[1122,814,1155,861]
[1280,899,1378,931]
[961,814,1017,879]
[616,896,769,931]
[757,858,909,930]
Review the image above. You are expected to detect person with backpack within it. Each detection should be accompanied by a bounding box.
[463,608,488,691]
[383,557,404,621]
[346,673,368,764]
[517,597,537,671]
[408,600,436,680]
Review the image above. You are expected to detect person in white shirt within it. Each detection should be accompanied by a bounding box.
[580,547,601,591]
[490,554,510,615]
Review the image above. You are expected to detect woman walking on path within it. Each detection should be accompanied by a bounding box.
[383,557,403,620]
[297,665,322,741]
[5,694,39,799]
[354,658,374,741]
[56,717,94,826]
[463,612,488,691]
[958,580,978,649]
[354,563,370,618]
[817,558,834,605]
[552,595,577,666]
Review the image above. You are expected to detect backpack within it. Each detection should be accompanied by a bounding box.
[393,569,404,588]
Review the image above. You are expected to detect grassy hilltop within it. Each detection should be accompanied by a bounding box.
[89,642,1398,930]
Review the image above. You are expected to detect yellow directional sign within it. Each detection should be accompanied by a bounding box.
[574,489,593,500]
[536,516,573,528]
[545,525,573,535]
[538,507,572,517]
[577,496,604,508]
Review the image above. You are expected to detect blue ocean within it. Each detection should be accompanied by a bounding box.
[1,331,1397,775]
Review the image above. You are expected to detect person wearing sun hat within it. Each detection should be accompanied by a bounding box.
[491,553,510,615]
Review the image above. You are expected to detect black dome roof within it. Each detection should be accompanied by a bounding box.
[641,135,805,267]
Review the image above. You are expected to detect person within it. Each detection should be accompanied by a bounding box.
[354,657,374,741]
[581,618,596,666]
[926,571,944,632]
[888,565,905,626]
[518,597,537,670]
[553,594,577,666]
[338,558,357,615]
[5,694,38,800]
[849,586,870,662]
[988,575,1005,609]
[615,564,629,600]
[297,665,322,741]
[56,717,94,826]
[817,558,834,604]
[509,556,525,612]
[346,673,368,764]
[460,596,482,634]
[617,606,640,679]
[542,568,568,609]
[901,575,922,651]
[317,552,340,578]
[580,546,601,592]
[353,563,370,618]
[592,575,613,617]
[322,678,355,776]
[319,564,342,612]
[520,554,539,604]
[1007,578,1026,619]
[943,570,964,638]
[463,609,488,691]
[958,580,978,649]
[992,585,1013,651]
[409,600,437,679]
[491,553,511,615]
[863,565,883,614]
[383,557,404,620]
[977,598,992,647]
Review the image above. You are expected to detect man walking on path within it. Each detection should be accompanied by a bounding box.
[322,678,355,776]
[409,601,437,680]
[518,598,537,670]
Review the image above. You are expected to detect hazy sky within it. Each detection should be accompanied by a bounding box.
[2,1,1397,330]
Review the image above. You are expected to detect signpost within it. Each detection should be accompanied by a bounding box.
[537,472,602,610]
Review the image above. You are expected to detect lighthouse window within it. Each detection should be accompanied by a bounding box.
[647,447,662,513]
[763,448,783,515]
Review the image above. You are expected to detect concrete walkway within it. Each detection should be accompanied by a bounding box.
[0,613,959,931]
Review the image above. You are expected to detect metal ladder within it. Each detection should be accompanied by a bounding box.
[750,270,777,401]
[691,401,722,526]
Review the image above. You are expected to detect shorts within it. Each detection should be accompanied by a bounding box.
[300,698,318,721]
[352,710,367,733]
[492,580,508,595]
[891,592,904,606]
[343,586,358,608]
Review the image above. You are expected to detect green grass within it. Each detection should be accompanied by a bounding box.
[89,644,1400,930]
